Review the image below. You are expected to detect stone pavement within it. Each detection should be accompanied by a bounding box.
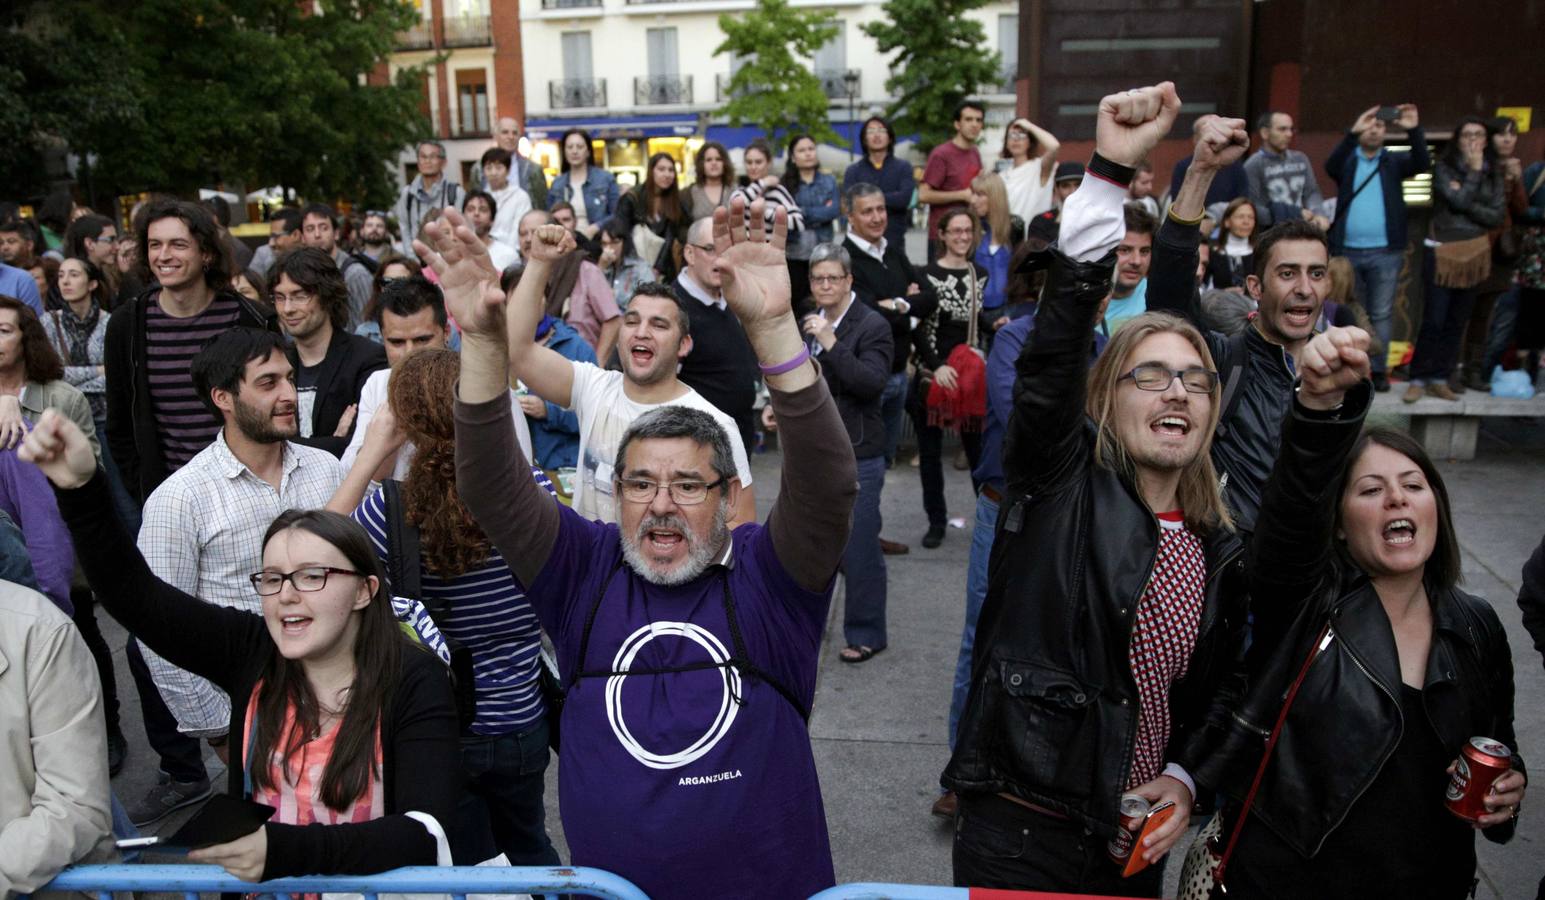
[103,415,1545,897]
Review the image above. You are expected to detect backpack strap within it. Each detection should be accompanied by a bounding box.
[1215,330,1250,438]
[381,480,422,603]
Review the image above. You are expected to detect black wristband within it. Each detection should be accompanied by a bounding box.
[1087,152,1137,188]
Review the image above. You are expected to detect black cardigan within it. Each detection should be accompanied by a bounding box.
[288,327,388,457]
[55,471,461,880]
[845,236,938,374]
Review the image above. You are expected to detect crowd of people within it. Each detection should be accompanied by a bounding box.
[1,78,1543,900]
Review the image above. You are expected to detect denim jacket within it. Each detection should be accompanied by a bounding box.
[793,172,840,244]
[548,167,619,228]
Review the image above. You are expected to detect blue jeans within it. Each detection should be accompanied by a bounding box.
[948,491,998,752]
[842,454,889,650]
[451,719,560,866]
[1410,246,1478,383]
[879,371,908,465]
[1483,285,1521,375]
[1342,247,1405,374]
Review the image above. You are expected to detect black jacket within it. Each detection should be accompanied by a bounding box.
[813,298,892,460]
[1518,535,1545,674]
[942,247,1248,838]
[287,327,388,457]
[845,236,938,374]
[104,286,278,503]
[1147,217,1298,537]
[1196,383,1523,857]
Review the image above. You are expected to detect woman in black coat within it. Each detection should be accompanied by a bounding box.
[1197,327,1527,899]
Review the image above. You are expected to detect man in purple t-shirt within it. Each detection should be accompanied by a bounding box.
[431,199,857,900]
[921,99,986,255]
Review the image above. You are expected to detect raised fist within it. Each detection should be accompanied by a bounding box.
[1095,82,1182,168]
[528,224,575,264]
[1298,326,1371,410]
[1192,115,1250,170]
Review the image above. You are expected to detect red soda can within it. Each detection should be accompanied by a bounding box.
[1445,736,1512,822]
[1108,793,1150,864]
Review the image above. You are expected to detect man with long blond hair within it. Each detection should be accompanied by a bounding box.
[943,83,1248,897]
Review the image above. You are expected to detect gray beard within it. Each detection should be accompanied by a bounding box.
[621,502,729,586]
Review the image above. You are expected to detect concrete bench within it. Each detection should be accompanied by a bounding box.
[1370,390,1545,460]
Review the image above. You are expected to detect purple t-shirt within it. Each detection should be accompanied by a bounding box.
[530,507,835,900]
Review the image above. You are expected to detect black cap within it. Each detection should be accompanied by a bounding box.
[1054,161,1085,183]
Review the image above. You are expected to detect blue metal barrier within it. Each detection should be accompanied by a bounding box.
[36,864,651,900]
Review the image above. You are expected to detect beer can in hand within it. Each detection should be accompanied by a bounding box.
[1445,736,1512,823]
[1108,793,1150,864]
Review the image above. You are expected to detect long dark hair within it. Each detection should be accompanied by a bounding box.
[1440,116,1498,173]
[693,141,735,187]
[559,128,597,173]
[642,152,683,226]
[135,198,233,291]
[391,349,492,576]
[0,295,65,382]
[857,115,894,159]
[1331,427,1461,593]
[782,134,817,185]
[249,510,403,812]
[58,257,112,312]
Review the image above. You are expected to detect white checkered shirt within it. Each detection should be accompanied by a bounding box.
[136,431,342,736]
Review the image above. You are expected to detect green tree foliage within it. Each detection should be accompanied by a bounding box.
[1,0,429,208]
[861,0,1003,152]
[715,0,843,147]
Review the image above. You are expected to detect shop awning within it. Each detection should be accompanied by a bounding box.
[526,114,701,140]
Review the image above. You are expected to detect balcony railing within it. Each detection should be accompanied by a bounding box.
[635,74,693,106]
[443,15,492,47]
[816,68,861,101]
[542,0,603,6]
[550,78,608,109]
[396,21,434,50]
[996,66,1018,95]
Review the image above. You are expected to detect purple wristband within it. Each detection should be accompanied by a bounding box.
[758,346,810,376]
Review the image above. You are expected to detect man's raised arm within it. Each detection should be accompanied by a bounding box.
[1148,115,1251,321]
[506,225,580,408]
[417,209,559,586]
[711,199,855,594]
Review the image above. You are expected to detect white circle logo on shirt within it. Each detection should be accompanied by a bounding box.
[605,621,742,770]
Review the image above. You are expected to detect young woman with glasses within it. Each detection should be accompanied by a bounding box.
[22,409,461,883]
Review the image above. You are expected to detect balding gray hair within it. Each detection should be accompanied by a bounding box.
[687,216,714,246]
[616,405,736,482]
[808,242,852,276]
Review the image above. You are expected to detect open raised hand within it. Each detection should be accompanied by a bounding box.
[712,196,792,331]
[413,207,505,338]
[1192,114,1250,170]
[17,409,96,490]
[1096,82,1182,168]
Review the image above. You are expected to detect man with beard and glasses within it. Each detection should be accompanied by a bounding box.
[431,197,856,899]
[508,224,755,525]
[944,83,1246,897]
[1145,114,1331,539]
[130,328,341,824]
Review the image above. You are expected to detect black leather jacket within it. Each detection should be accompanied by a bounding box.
[942,248,1248,839]
[1146,217,1298,538]
[1194,384,1524,857]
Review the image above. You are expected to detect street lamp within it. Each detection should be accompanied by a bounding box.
[843,69,859,162]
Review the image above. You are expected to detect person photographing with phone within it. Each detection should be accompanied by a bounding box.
[21,408,461,882]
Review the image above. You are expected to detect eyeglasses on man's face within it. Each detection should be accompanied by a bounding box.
[810,274,850,286]
[616,477,725,505]
[1119,364,1218,394]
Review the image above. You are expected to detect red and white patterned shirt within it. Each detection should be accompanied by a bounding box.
[1125,510,1208,789]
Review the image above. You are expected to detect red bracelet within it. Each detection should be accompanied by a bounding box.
[758,346,810,376]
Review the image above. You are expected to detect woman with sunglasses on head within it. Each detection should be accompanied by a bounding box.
[22,409,461,883]
[1193,326,1525,899]
[355,254,423,344]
